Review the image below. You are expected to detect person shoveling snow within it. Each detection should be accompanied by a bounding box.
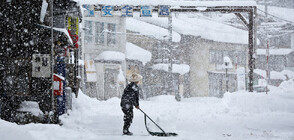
[120,73,142,135]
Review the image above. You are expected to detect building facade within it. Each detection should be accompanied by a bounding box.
[81,10,127,100]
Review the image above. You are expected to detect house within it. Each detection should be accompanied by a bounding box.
[125,42,152,99]
[126,18,190,99]
[254,32,294,86]
[255,48,294,72]
[130,13,250,97]
[80,6,127,100]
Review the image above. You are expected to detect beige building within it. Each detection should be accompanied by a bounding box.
[181,35,248,97]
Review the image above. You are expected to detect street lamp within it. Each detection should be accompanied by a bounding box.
[222,56,233,93]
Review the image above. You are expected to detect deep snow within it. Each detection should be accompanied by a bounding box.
[1,80,294,140]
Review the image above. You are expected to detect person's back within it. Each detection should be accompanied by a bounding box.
[121,82,139,110]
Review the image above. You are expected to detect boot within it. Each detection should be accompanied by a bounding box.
[123,129,133,135]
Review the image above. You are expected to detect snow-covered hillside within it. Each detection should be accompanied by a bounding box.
[1,79,294,140]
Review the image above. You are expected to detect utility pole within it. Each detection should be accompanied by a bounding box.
[168,13,173,91]
[259,0,272,18]
[168,13,181,101]
[266,40,269,94]
[265,0,268,18]
[50,0,57,123]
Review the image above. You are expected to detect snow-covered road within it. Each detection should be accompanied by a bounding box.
[1,80,294,140]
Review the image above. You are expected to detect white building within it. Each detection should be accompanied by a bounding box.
[81,7,127,100]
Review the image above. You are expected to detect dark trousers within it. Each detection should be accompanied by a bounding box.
[122,108,133,131]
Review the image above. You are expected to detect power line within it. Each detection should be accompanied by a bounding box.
[257,8,294,24]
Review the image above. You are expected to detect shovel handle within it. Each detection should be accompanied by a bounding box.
[139,108,166,134]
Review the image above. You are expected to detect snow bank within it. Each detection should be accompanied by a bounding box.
[222,91,294,114]
[278,79,294,93]
[0,120,35,140]
[254,69,294,80]
[126,42,152,65]
[1,77,294,140]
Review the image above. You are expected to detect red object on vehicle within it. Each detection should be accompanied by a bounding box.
[53,74,64,96]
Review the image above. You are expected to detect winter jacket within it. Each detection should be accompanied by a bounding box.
[120,82,139,110]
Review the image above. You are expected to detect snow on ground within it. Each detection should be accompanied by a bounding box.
[1,80,294,140]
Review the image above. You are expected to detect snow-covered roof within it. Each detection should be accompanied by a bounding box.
[78,0,257,7]
[95,51,125,62]
[53,28,73,44]
[17,101,43,116]
[152,63,190,75]
[126,18,181,42]
[134,13,249,44]
[38,25,73,44]
[172,64,190,75]
[126,42,152,65]
[256,49,293,55]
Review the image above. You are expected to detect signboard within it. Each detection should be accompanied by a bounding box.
[158,5,170,17]
[67,16,79,48]
[140,6,152,17]
[82,5,94,17]
[102,5,114,17]
[121,5,133,17]
[32,54,51,77]
[85,60,97,82]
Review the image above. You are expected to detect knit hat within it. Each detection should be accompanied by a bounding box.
[128,73,142,82]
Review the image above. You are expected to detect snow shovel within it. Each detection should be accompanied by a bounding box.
[139,108,178,137]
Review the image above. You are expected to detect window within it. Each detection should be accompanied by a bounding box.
[85,20,93,44]
[210,49,246,66]
[210,50,223,64]
[95,22,104,44]
[107,23,116,45]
